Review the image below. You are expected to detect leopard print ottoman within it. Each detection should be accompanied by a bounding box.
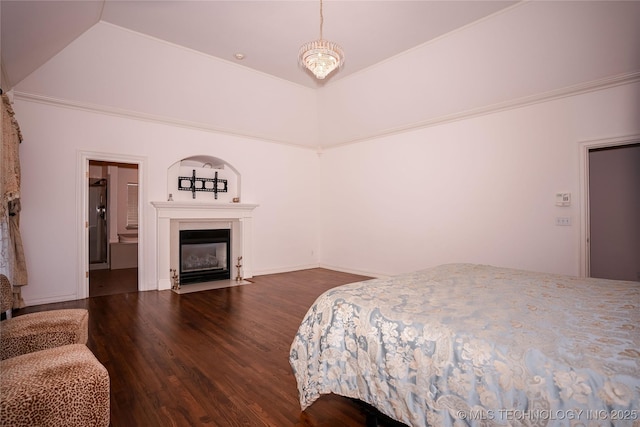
[0,343,110,426]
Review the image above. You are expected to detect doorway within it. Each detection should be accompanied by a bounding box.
[79,153,146,299]
[88,160,139,296]
[580,137,640,281]
[76,151,147,299]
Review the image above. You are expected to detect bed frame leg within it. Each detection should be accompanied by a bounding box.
[365,412,380,427]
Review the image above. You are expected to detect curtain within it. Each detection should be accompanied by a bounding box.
[1,93,27,308]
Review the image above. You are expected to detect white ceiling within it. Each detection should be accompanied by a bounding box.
[1,0,518,91]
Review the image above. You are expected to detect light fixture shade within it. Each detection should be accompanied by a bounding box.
[298,39,345,80]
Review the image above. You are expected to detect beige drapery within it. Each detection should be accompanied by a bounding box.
[1,93,27,308]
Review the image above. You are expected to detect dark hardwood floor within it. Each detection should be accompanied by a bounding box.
[89,267,138,297]
[14,268,407,426]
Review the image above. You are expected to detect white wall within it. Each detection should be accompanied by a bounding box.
[15,22,319,148]
[15,100,320,305]
[12,19,322,305]
[9,2,640,305]
[318,81,640,277]
[318,1,640,146]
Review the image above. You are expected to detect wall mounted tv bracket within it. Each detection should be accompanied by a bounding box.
[178,169,228,199]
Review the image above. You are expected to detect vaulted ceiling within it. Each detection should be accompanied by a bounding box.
[3,1,639,148]
[1,0,518,91]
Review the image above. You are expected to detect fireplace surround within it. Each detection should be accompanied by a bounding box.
[151,201,258,290]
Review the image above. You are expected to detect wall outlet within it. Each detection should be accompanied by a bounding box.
[555,217,571,226]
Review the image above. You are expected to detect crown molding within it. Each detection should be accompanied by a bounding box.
[324,71,640,149]
[14,71,639,151]
[12,90,317,150]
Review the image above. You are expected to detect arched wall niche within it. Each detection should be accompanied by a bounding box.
[167,155,241,203]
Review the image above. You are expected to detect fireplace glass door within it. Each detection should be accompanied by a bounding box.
[179,229,230,284]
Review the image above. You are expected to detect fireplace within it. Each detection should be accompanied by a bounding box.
[151,201,257,291]
[179,229,230,284]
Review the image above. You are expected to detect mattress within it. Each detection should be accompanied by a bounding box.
[289,263,640,426]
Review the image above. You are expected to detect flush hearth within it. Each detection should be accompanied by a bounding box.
[179,229,230,284]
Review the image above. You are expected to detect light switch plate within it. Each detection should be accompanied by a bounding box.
[555,192,571,207]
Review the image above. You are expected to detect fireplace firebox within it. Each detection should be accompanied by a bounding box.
[179,229,230,284]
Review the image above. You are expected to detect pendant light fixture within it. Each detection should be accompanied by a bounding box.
[298,0,344,80]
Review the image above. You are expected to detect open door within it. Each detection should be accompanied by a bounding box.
[586,142,640,281]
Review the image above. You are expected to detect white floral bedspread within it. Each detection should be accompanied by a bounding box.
[289,264,640,426]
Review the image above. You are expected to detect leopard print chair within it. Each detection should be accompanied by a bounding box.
[0,274,90,360]
[0,274,11,319]
[0,275,110,426]
[0,307,89,360]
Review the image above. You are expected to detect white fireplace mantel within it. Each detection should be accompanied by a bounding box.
[152,201,258,290]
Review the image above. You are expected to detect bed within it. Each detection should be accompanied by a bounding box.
[289,263,640,426]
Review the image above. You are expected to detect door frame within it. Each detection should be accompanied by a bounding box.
[77,151,147,299]
[578,133,640,278]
